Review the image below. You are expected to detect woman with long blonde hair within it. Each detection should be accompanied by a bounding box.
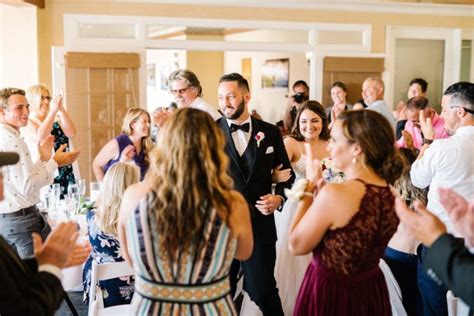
[83,162,140,307]
[92,107,153,181]
[118,108,253,315]
[22,85,79,196]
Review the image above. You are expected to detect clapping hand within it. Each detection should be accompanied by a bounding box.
[53,143,80,167]
[304,143,324,194]
[394,198,446,247]
[38,135,55,162]
[65,241,91,267]
[33,222,80,269]
[439,188,474,246]
[120,145,136,162]
[419,110,435,141]
[401,130,415,150]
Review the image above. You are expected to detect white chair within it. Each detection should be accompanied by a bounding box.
[88,261,135,316]
[447,290,471,316]
[379,259,408,316]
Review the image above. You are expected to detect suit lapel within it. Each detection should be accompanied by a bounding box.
[246,117,263,183]
[219,119,246,179]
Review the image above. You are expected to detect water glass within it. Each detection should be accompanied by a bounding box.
[90,181,101,202]
[77,179,86,197]
[51,183,61,203]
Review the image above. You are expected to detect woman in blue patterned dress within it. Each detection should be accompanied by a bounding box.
[83,162,140,307]
[118,108,253,315]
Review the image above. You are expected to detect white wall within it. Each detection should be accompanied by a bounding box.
[393,38,445,110]
[224,50,308,125]
[146,48,186,112]
[0,4,38,89]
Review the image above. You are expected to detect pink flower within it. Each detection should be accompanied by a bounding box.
[255,131,265,147]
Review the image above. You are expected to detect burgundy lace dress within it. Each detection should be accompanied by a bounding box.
[293,179,398,316]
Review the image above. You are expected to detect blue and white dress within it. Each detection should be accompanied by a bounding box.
[82,209,134,307]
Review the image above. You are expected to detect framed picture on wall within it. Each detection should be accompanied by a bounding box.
[261,58,289,89]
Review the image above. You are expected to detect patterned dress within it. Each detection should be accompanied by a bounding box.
[51,121,75,197]
[125,193,238,315]
[294,179,398,316]
[83,209,135,307]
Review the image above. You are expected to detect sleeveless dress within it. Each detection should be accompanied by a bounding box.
[102,133,148,180]
[125,193,238,315]
[82,209,135,307]
[51,121,75,196]
[240,156,345,316]
[293,179,398,316]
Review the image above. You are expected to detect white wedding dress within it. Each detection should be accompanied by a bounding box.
[240,156,346,316]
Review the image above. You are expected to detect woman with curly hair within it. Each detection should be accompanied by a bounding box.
[118,108,253,315]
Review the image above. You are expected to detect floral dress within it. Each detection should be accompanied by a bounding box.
[82,209,134,307]
[51,121,75,197]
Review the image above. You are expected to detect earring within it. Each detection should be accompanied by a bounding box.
[352,156,357,164]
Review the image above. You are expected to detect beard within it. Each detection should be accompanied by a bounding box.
[224,99,246,120]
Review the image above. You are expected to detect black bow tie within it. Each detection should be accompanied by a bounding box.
[230,123,250,133]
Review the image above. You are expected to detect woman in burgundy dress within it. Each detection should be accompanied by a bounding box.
[289,110,404,316]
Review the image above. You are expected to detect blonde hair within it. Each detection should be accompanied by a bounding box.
[26,85,49,113]
[120,107,153,169]
[95,162,140,235]
[148,108,234,259]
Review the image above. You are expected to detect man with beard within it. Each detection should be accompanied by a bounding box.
[216,73,294,316]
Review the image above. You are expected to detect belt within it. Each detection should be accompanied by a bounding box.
[1,205,39,218]
[135,274,231,304]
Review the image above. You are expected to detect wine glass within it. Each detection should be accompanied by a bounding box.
[50,183,61,207]
[68,184,81,214]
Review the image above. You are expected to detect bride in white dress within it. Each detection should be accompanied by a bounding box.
[241,101,344,316]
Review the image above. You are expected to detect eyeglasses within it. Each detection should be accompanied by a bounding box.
[41,95,52,101]
[170,86,191,95]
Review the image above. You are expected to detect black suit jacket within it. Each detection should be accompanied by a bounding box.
[424,234,474,308]
[218,116,294,244]
[0,236,65,315]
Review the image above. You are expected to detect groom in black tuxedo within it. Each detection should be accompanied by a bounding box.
[217,73,294,315]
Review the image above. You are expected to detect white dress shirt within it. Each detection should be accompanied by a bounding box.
[190,97,222,121]
[410,126,474,234]
[0,123,57,213]
[227,116,252,156]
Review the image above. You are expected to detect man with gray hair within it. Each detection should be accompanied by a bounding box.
[410,81,474,315]
[362,77,396,128]
[168,69,221,120]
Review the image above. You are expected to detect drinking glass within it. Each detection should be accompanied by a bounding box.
[51,183,61,203]
[77,179,86,197]
[90,181,101,202]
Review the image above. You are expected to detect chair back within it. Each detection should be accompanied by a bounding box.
[88,261,135,316]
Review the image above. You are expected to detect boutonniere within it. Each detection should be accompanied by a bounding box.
[255,131,265,147]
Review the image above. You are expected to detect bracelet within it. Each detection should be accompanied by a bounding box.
[422,138,433,145]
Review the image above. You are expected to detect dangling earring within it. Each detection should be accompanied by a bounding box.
[352,156,357,164]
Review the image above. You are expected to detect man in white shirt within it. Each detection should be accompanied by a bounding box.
[410,81,474,316]
[362,77,396,129]
[0,88,73,258]
[0,151,90,314]
[168,69,221,120]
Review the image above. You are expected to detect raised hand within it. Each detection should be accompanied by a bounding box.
[438,187,474,245]
[401,130,415,150]
[33,221,80,269]
[394,197,446,247]
[419,110,435,141]
[38,135,55,162]
[304,143,323,193]
[120,145,136,163]
[53,143,80,166]
[272,164,292,183]
[50,95,62,114]
[65,241,91,267]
